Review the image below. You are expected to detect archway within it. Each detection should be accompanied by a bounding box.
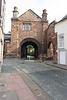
[20,38,41,59]
[47,42,54,58]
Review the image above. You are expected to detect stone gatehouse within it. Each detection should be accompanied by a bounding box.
[4,7,57,61]
[5,7,48,59]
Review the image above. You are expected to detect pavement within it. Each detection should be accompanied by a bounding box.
[44,60,67,70]
[0,60,53,100]
[0,59,67,100]
[0,73,38,100]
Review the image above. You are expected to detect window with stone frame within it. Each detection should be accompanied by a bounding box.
[59,33,64,48]
[23,23,31,31]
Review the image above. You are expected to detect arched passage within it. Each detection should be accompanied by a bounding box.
[20,38,41,59]
[47,42,54,59]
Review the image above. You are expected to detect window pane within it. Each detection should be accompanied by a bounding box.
[23,24,31,31]
[29,24,31,30]
[59,36,64,47]
[26,24,29,30]
[23,24,25,30]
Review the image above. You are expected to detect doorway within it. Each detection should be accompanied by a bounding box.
[21,41,38,59]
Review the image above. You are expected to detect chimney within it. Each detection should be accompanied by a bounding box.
[42,9,47,21]
[13,7,19,18]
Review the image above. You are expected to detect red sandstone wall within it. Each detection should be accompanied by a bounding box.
[5,9,48,58]
[47,21,57,61]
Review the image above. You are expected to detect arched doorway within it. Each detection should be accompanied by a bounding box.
[20,38,41,59]
[47,42,54,59]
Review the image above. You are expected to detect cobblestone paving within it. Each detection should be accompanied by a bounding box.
[3,59,67,100]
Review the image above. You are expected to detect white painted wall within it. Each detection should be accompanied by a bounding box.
[55,19,67,65]
[0,0,5,68]
[0,27,3,67]
[55,19,67,49]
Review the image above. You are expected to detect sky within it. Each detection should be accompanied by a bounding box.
[4,0,67,33]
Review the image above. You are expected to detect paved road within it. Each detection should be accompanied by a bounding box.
[3,59,67,100]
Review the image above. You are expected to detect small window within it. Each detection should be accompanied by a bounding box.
[5,40,10,43]
[23,24,25,30]
[0,17,2,26]
[29,24,31,31]
[59,33,64,48]
[23,24,31,31]
[26,24,29,31]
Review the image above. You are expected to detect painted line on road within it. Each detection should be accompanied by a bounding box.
[13,66,29,74]
[13,66,20,72]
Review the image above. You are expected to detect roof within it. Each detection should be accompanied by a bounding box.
[48,20,56,29]
[18,9,42,20]
[49,20,56,26]
[56,15,67,24]
[61,15,67,21]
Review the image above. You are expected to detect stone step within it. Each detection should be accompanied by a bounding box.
[5,54,17,58]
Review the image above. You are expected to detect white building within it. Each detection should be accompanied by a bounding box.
[0,0,6,69]
[55,15,67,65]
